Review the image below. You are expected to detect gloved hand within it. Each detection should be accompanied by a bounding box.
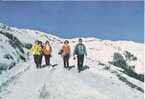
[73,56,76,60]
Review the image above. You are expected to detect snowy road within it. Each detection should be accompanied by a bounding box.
[0,55,143,99]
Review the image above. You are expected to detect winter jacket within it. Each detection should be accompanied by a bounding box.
[42,45,52,55]
[62,44,70,55]
[31,44,42,55]
[74,43,87,56]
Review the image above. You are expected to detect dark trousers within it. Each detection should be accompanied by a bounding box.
[77,55,84,72]
[40,55,43,65]
[33,55,41,68]
[44,55,51,65]
[63,54,70,68]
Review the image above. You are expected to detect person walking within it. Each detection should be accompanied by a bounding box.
[59,40,71,69]
[31,40,42,68]
[42,41,52,66]
[39,41,44,67]
[73,38,87,72]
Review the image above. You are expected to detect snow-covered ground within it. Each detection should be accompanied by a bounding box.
[0,23,144,99]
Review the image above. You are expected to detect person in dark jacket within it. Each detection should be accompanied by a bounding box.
[73,38,87,72]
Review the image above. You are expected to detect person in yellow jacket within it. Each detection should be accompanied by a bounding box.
[31,40,42,68]
[42,41,52,66]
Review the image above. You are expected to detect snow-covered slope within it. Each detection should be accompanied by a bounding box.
[0,23,144,99]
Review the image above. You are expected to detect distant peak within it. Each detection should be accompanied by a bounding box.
[0,23,10,30]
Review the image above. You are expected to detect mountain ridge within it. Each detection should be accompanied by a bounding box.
[0,22,144,44]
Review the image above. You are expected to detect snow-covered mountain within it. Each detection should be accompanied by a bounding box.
[0,23,144,99]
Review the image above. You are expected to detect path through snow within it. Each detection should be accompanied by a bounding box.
[0,55,143,99]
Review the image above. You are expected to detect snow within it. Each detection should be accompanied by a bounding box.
[0,55,143,99]
[0,33,19,68]
[0,23,144,99]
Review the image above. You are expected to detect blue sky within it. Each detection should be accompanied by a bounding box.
[0,1,144,43]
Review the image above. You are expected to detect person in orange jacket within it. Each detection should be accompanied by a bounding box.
[42,41,52,66]
[59,40,71,68]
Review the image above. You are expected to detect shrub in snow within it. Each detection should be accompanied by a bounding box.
[0,62,15,70]
[112,52,135,70]
[111,52,144,82]
[24,43,32,49]
[0,31,29,71]
[0,31,24,54]
[3,54,14,60]
[124,51,137,61]
[19,55,26,62]
[112,52,127,69]
[123,51,137,73]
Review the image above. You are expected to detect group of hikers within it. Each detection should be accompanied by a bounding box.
[31,38,87,72]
